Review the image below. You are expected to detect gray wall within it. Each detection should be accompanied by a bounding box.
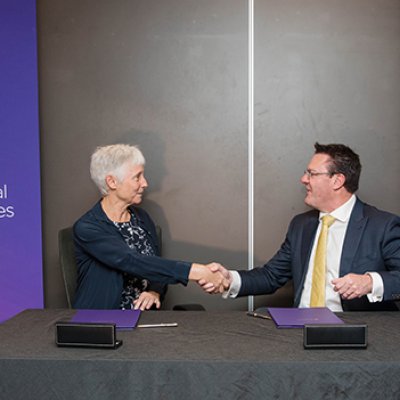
[37,0,400,310]
[253,0,400,308]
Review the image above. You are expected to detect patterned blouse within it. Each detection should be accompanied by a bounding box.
[113,210,156,309]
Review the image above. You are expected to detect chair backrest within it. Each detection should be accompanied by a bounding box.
[155,224,162,255]
[58,227,77,308]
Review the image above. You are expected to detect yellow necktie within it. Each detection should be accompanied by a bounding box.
[310,215,336,307]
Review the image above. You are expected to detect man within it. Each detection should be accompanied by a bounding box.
[203,143,400,311]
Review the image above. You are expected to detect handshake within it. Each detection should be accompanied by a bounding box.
[189,263,232,294]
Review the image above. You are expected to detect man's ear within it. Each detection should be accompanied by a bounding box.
[105,175,118,191]
[333,173,346,191]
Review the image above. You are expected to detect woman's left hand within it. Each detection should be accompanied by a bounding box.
[133,291,161,311]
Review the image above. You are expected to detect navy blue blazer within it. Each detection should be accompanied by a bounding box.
[73,201,191,309]
[238,198,400,311]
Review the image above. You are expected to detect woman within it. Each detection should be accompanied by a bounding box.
[73,144,225,310]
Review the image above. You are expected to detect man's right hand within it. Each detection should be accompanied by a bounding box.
[189,262,231,294]
[198,263,232,294]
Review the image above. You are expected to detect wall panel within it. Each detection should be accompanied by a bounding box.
[254,0,400,309]
[38,0,248,310]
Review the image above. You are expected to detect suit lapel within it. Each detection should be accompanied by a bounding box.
[301,217,319,269]
[295,215,319,304]
[340,199,368,276]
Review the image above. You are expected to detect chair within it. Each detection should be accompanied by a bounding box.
[58,226,205,310]
[58,227,77,308]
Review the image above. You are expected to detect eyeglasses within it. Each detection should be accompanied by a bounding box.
[303,169,334,178]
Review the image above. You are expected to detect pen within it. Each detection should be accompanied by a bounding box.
[246,311,271,320]
[137,323,178,328]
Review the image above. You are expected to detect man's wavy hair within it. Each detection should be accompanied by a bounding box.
[314,142,361,193]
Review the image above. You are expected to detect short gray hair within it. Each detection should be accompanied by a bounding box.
[90,144,145,195]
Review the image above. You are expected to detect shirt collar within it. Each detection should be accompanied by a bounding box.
[319,194,356,223]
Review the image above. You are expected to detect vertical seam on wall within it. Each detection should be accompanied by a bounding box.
[248,0,254,312]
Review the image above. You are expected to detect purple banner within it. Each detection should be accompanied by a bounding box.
[0,0,43,322]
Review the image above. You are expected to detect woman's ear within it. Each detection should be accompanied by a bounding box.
[105,175,118,191]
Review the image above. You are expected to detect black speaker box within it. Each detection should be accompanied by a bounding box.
[55,321,123,349]
[304,324,367,349]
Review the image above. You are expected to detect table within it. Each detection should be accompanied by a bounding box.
[0,309,399,399]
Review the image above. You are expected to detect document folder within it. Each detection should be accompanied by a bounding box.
[267,307,344,328]
[70,309,141,329]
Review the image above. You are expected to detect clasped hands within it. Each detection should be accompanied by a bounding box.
[331,273,373,300]
[189,263,231,294]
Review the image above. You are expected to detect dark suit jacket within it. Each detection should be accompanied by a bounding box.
[238,198,400,311]
[73,201,191,309]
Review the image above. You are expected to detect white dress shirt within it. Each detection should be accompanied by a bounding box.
[225,195,384,311]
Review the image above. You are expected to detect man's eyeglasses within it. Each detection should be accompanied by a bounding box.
[303,170,334,178]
